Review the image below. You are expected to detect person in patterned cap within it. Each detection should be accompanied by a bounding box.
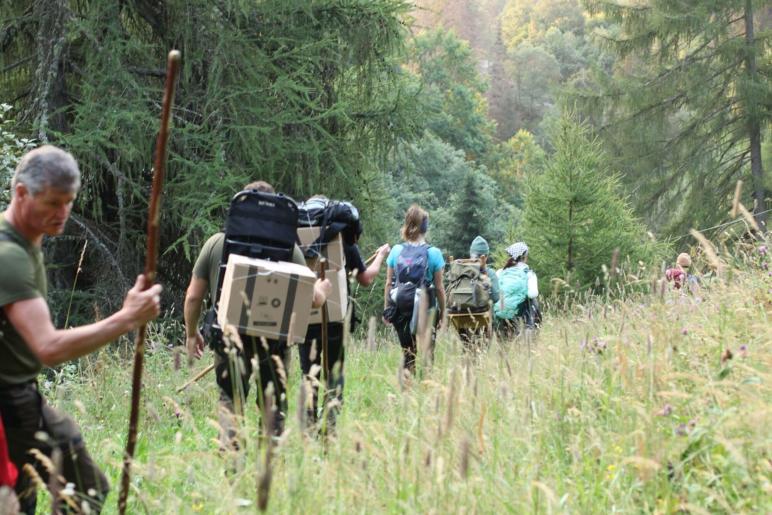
[493,242,540,335]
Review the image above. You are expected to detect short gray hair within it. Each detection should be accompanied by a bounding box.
[12,145,81,196]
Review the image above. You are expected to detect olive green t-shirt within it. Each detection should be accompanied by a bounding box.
[192,232,307,305]
[0,218,47,385]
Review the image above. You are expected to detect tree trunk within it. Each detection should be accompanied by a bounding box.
[30,0,69,141]
[744,0,767,230]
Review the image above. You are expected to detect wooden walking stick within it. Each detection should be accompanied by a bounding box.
[176,363,215,393]
[118,49,181,515]
[318,258,330,383]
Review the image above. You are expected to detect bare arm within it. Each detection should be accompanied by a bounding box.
[4,275,161,367]
[356,244,391,286]
[184,276,208,359]
[433,270,446,322]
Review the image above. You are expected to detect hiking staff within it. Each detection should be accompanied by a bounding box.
[363,250,379,267]
[318,258,330,382]
[176,363,215,393]
[118,49,181,515]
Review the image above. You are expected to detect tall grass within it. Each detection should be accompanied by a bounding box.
[39,244,770,514]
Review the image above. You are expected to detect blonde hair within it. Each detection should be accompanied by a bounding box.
[400,204,428,242]
[676,253,691,269]
[243,180,274,193]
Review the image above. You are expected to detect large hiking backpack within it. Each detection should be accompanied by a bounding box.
[297,197,362,258]
[446,259,491,313]
[393,244,430,315]
[204,189,299,349]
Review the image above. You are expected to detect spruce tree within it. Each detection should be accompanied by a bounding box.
[582,0,771,231]
[522,115,660,289]
[437,170,496,259]
[0,0,418,304]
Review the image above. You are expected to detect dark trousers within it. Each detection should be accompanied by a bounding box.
[392,310,438,374]
[298,323,345,428]
[214,335,289,442]
[495,298,541,337]
[0,382,109,514]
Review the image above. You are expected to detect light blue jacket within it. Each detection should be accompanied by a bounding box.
[493,265,529,320]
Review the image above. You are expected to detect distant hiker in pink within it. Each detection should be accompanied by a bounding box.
[665,252,700,294]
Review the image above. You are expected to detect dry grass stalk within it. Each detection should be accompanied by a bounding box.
[417,289,431,368]
[257,383,274,512]
[296,377,308,433]
[610,248,620,278]
[689,229,724,274]
[367,316,377,351]
[477,405,487,454]
[21,463,46,499]
[286,312,296,348]
[270,355,287,389]
[736,202,761,233]
[459,438,470,479]
[0,486,20,515]
[48,447,62,515]
[730,180,743,218]
[443,368,459,436]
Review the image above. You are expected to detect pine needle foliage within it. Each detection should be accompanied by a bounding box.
[580,0,771,231]
[522,114,663,289]
[1,0,419,300]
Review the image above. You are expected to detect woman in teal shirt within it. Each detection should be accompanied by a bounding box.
[383,205,446,375]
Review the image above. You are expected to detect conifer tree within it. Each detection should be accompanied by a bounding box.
[435,170,496,259]
[582,0,770,230]
[0,0,418,304]
[522,115,659,289]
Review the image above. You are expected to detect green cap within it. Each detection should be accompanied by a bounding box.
[469,236,489,258]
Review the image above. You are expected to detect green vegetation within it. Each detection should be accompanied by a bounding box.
[0,2,770,510]
[522,115,662,289]
[40,248,771,513]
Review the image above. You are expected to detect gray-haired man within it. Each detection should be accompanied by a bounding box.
[0,145,162,513]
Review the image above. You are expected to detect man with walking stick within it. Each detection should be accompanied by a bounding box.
[0,145,162,514]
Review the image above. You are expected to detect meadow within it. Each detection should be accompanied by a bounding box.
[37,254,771,514]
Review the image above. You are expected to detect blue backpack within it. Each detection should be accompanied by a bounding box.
[394,244,430,315]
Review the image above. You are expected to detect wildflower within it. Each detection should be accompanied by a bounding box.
[657,404,673,417]
[759,245,768,256]
[681,328,688,336]
[675,424,688,436]
[739,344,748,358]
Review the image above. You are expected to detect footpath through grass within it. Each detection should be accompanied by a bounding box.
[40,265,770,514]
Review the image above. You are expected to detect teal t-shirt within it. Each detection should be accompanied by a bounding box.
[386,243,445,286]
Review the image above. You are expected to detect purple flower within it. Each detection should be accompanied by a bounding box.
[675,424,688,436]
[681,328,688,336]
[759,245,768,256]
[739,344,748,357]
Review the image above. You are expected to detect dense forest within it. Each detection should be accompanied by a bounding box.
[1,0,769,320]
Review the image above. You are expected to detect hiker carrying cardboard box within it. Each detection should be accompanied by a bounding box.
[296,195,390,432]
[183,181,331,443]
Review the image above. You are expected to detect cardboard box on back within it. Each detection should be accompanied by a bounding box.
[297,227,345,271]
[217,254,316,343]
[308,265,348,324]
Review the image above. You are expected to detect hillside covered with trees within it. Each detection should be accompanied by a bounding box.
[2,0,769,313]
[0,2,770,513]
